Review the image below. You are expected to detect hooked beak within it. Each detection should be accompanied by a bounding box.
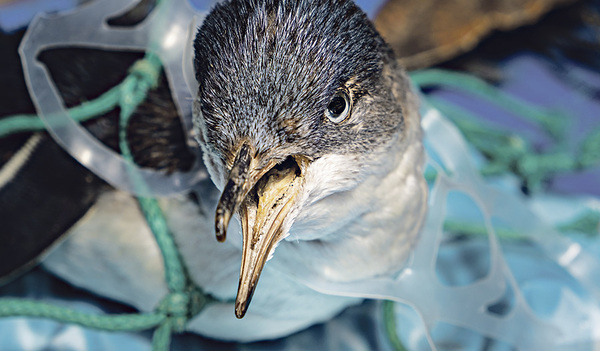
[215,143,305,319]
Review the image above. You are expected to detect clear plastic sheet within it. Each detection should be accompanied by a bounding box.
[278,106,600,350]
[18,0,211,196]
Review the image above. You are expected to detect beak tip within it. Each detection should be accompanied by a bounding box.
[234,284,256,319]
[216,232,227,242]
[234,309,246,319]
[234,299,250,319]
[215,218,228,242]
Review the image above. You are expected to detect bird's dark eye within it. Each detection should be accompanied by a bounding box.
[325,91,351,123]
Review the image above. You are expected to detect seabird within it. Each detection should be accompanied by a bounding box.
[37,0,428,341]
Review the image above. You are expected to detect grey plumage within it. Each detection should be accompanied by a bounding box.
[192,0,426,319]
[193,0,410,180]
[42,0,427,341]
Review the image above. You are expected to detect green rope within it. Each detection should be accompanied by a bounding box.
[139,197,189,293]
[116,51,188,294]
[411,69,569,139]
[152,319,174,351]
[413,69,600,193]
[557,210,600,237]
[0,76,122,138]
[383,300,408,351]
[0,50,207,350]
[443,215,600,239]
[443,220,525,240]
[0,0,209,349]
[116,51,208,343]
[0,299,164,331]
[580,128,600,168]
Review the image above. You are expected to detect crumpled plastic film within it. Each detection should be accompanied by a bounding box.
[18,0,214,196]
[276,105,600,350]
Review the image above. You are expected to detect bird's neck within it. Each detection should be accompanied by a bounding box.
[279,106,428,283]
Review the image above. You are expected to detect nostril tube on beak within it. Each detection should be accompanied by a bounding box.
[215,143,252,242]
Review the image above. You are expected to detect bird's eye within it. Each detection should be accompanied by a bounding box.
[325,91,351,123]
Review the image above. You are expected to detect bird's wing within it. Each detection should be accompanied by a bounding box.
[0,31,198,284]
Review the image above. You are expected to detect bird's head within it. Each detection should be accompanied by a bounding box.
[193,0,423,318]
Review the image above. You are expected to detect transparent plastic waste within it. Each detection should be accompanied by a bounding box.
[275,105,600,350]
[18,0,215,196]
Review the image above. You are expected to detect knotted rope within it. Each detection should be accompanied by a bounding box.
[0,51,208,351]
[412,69,600,195]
